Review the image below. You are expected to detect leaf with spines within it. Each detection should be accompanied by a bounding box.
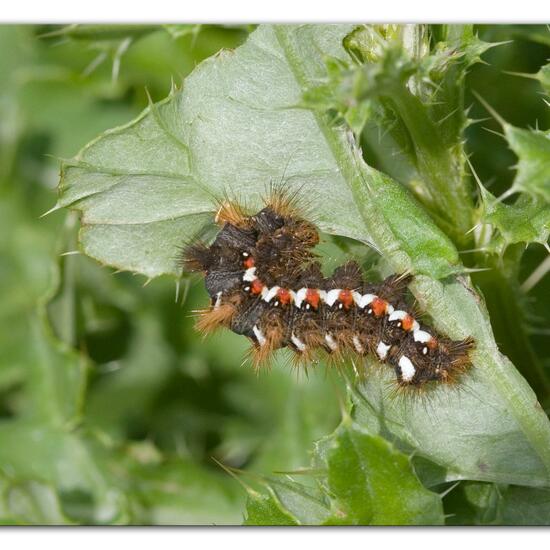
[478,186,550,255]
[243,422,444,525]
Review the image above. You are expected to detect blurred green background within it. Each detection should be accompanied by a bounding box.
[0,24,549,524]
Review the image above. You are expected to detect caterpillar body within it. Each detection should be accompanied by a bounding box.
[182,192,474,388]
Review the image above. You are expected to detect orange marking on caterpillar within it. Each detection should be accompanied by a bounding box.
[305,289,320,309]
[371,297,388,317]
[401,314,415,332]
[243,256,255,269]
[338,289,354,310]
[250,279,265,295]
[277,288,292,305]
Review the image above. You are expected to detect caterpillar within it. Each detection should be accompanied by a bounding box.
[181,190,474,388]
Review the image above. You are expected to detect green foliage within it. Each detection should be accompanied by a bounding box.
[243,421,443,525]
[1,23,550,525]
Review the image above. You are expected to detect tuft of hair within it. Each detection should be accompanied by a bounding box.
[195,303,237,334]
[180,241,212,273]
[263,184,307,222]
[442,337,476,383]
[214,199,251,228]
[250,325,285,370]
[376,272,413,302]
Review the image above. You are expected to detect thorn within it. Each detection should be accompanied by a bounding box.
[482,126,506,140]
[175,280,180,304]
[465,223,481,236]
[521,254,550,293]
[436,107,459,126]
[467,116,492,127]
[210,457,258,496]
[439,481,461,499]
[465,156,486,194]
[40,204,62,218]
[144,86,154,107]
[495,187,517,203]
[458,247,489,254]
[142,278,153,288]
[459,266,493,274]
[59,250,80,257]
[502,70,540,81]
[472,90,507,128]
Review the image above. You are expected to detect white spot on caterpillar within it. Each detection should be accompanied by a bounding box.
[294,288,308,308]
[214,292,222,310]
[376,341,391,360]
[398,356,416,382]
[242,252,249,257]
[325,289,341,307]
[325,333,338,351]
[352,336,364,353]
[253,325,266,346]
[358,294,376,309]
[291,333,306,352]
[413,330,432,343]
[263,286,280,302]
[243,267,257,282]
[422,346,428,355]
[389,310,408,322]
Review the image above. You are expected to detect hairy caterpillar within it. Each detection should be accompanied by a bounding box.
[181,190,474,387]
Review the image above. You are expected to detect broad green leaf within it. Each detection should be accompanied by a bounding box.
[323,423,443,525]
[57,24,459,279]
[499,485,550,525]
[352,275,550,487]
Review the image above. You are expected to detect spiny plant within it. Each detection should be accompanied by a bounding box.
[52,24,550,524]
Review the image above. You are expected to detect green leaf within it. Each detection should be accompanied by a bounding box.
[242,421,443,525]
[244,489,299,525]
[537,62,550,95]
[478,187,550,254]
[499,485,550,525]
[244,475,331,525]
[124,451,245,525]
[504,124,550,203]
[323,423,444,525]
[58,24,462,280]
[0,476,74,525]
[0,421,130,524]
